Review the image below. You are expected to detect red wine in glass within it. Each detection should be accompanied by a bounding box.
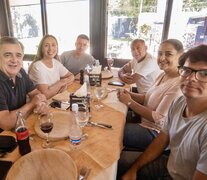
[39,113,53,148]
[40,122,53,133]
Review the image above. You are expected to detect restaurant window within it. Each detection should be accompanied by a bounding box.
[106,0,207,60]
[168,0,207,50]
[46,0,90,54]
[9,0,89,55]
[9,0,43,54]
[106,0,166,59]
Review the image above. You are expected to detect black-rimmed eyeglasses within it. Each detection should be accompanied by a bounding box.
[178,66,207,83]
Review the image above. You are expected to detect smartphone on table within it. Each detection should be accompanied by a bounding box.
[108,81,125,87]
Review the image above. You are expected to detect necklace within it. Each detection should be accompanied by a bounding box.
[160,75,167,84]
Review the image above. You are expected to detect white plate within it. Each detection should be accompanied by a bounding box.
[101,71,113,79]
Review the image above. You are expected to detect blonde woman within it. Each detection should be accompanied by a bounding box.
[29,35,74,99]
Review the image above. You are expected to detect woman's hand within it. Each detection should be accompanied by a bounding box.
[117,89,132,105]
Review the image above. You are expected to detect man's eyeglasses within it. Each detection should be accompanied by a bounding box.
[178,66,207,83]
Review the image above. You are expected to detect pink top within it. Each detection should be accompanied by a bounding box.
[140,72,182,131]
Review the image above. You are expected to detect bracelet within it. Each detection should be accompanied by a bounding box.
[127,100,132,106]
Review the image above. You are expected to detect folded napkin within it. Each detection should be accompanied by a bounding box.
[52,90,70,102]
[74,82,87,97]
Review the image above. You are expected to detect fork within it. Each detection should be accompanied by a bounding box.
[79,166,91,180]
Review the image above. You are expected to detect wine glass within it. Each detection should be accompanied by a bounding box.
[107,58,114,70]
[107,55,114,71]
[94,85,107,110]
[39,113,53,148]
[85,64,93,74]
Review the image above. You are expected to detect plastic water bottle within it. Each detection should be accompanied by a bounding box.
[71,103,78,123]
[84,75,91,95]
[68,122,82,147]
[69,104,82,148]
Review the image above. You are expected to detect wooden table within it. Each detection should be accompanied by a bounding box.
[1,69,129,180]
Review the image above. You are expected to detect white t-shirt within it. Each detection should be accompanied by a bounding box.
[130,53,162,93]
[29,59,69,86]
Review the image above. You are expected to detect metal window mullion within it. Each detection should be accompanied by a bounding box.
[40,0,48,35]
[162,0,173,41]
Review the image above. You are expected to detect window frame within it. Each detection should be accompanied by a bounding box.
[0,0,173,67]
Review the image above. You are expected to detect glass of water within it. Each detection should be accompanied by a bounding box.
[77,107,90,128]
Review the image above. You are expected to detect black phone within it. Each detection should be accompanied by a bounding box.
[108,81,125,87]
[50,101,61,108]
[0,160,13,180]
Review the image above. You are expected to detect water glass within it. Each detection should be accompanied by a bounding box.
[94,85,107,110]
[77,107,89,128]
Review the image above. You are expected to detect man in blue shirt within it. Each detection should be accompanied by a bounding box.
[0,37,48,132]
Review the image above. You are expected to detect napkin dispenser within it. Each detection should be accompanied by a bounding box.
[89,65,102,86]
[89,73,102,86]
[69,94,90,111]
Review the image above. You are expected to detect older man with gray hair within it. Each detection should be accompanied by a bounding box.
[0,36,48,132]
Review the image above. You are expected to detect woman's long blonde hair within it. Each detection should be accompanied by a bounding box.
[28,34,59,73]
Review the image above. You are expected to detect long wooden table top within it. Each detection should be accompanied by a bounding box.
[1,69,130,179]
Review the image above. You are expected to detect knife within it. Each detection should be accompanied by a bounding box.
[88,121,112,129]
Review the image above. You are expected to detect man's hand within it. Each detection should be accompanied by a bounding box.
[121,73,134,84]
[31,94,47,105]
[121,73,140,84]
[31,94,48,114]
[33,101,49,115]
[58,84,68,93]
[131,73,140,82]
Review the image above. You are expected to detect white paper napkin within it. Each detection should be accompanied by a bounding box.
[74,82,87,97]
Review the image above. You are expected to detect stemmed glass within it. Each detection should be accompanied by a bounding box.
[107,54,114,71]
[39,113,53,148]
[94,84,107,110]
[85,64,93,74]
